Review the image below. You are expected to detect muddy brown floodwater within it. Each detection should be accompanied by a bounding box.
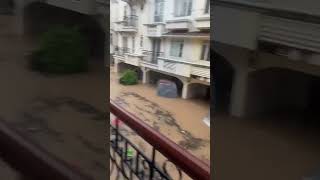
[110,67,210,163]
[0,15,106,180]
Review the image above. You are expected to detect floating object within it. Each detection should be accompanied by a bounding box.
[127,148,134,159]
[157,79,178,98]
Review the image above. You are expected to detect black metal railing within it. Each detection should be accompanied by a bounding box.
[110,100,210,180]
[114,46,131,56]
[142,50,164,64]
[123,15,138,27]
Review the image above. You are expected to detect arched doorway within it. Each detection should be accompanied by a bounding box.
[188,83,210,101]
[23,2,105,58]
[213,51,235,114]
[247,67,320,128]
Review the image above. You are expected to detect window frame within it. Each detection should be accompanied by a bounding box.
[170,40,184,58]
[154,0,164,22]
[204,0,210,14]
[200,41,210,61]
[174,0,192,17]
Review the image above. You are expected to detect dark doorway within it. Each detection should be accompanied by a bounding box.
[213,51,234,114]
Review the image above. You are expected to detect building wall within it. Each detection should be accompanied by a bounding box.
[218,0,320,16]
[46,0,96,15]
[213,5,260,50]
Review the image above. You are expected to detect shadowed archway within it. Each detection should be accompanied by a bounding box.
[23,2,105,58]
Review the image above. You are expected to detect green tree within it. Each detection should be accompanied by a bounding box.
[30,26,89,74]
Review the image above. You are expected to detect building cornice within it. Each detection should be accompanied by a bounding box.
[214,0,320,24]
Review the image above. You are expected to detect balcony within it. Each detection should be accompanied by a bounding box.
[191,65,210,83]
[258,15,320,53]
[165,19,191,30]
[117,15,138,33]
[110,100,210,180]
[145,24,165,37]
[194,16,210,30]
[157,57,191,77]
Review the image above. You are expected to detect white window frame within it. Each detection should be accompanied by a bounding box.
[204,0,210,14]
[200,41,210,61]
[170,40,184,58]
[174,0,192,17]
[154,0,164,22]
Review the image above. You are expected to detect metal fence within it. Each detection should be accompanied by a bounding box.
[142,50,164,64]
[110,100,210,180]
[123,15,138,27]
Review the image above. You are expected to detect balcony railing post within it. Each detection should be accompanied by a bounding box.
[149,148,156,179]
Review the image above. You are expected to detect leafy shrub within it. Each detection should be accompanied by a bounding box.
[30,26,89,74]
[119,70,138,85]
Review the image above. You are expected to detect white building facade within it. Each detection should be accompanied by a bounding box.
[214,0,320,117]
[110,0,210,99]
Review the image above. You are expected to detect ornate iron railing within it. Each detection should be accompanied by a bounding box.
[110,100,210,180]
[142,50,164,64]
[123,15,138,27]
[0,119,94,180]
[114,46,131,56]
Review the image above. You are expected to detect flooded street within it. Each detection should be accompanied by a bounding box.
[0,15,106,179]
[110,67,210,162]
[214,113,320,180]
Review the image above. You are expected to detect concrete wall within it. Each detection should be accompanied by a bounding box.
[46,0,96,15]
[219,0,320,16]
[213,6,260,50]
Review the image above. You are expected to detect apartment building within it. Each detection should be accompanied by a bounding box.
[214,0,320,117]
[111,0,210,99]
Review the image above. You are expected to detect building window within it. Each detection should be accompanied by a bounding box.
[132,37,135,53]
[170,40,184,57]
[154,0,164,22]
[204,0,209,14]
[174,0,192,17]
[140,35,143,47]
[200,42,210,61]
[124,6,127,17]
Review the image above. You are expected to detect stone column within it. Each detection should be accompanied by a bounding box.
[114,58,119,73]
[230,66,248,117]
[182,82,190,99]
[141,68,149,84]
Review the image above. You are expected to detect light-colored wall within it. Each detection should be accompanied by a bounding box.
[111,0,210,64]
[219,0,320,16]
[213,5,260,50]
